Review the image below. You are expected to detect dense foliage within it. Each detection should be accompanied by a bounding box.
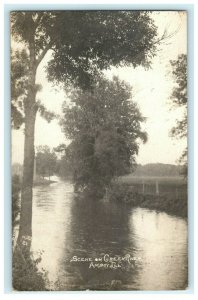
[11,49,29,129]
[170,54,187,138]
[36,146,57,179]
[13,247,48,291]
[60,76,147,197]
[170,54,187,173]
[11,11,158,126]
[46,11,158,88]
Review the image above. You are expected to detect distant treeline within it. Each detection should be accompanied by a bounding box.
[133,163,184,177]
[12,162,184,179]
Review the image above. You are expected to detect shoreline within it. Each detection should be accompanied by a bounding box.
[108,183,187,219]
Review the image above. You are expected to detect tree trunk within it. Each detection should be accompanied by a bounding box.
[17,104,37,246]
[17,21,37,249]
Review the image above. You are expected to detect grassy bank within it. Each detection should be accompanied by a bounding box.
[108,176,187,218]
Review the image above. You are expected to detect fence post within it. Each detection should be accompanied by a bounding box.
[156,180,159,195]
[142,180,145,194]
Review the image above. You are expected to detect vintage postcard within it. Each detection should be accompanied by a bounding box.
[11,10,188,291]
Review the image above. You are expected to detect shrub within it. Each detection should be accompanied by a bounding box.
[13,246,49,291]
[12,175,21,230]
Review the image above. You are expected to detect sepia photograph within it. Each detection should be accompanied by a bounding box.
[11,10,188,291]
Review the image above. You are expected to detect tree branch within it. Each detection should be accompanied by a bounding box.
[35,13,67,68]
[35,13,43,26]
[36,43,52,67]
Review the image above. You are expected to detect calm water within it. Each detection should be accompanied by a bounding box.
[31,178,188,291]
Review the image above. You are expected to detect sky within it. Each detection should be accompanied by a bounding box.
[12,11,187,165]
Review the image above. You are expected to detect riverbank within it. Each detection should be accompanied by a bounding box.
[107,182,187,218]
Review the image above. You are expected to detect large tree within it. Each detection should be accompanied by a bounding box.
[60,76,147,198]
[11,11,159,247]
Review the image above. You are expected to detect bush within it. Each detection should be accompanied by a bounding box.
[12,175,21,229]
[13,245,49,291]
[107,182,187,218]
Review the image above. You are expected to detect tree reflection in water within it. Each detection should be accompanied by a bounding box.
[31,180,188,291]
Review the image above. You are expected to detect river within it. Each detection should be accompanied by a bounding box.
[31,178,188,291]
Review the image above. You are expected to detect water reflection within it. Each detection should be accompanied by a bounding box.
[62,197,140,290]
[129,208,188,290]
[31,179,188,290]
